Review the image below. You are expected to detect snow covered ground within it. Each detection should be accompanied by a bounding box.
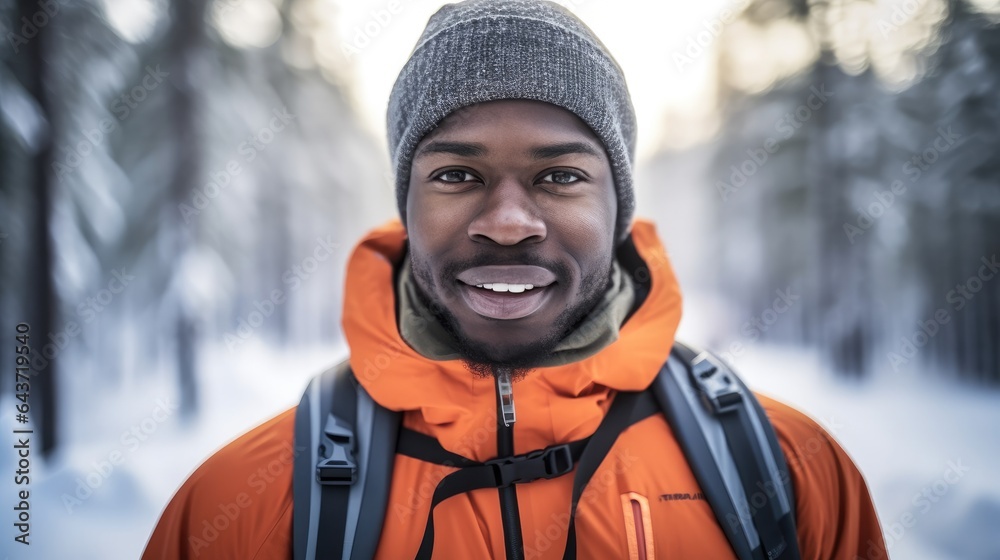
[727,345,1000,560]
[2,335,998,559]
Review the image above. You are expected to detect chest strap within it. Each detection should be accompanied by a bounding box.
[397,389,660,559]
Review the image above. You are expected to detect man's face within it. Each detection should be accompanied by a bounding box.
[406,99,618,374]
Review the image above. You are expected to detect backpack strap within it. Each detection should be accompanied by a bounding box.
[398,389,661,559]
[293,363,401,560]
[653,342,800,560]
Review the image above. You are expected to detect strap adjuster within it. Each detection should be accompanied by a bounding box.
[317,414,358,485]
[690,352,743,415]
[485,443,574,487]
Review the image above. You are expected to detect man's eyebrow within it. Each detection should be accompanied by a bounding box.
[414,141,487,159]
[529,141,604,160]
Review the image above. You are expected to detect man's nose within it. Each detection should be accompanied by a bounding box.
[467,179,547,246]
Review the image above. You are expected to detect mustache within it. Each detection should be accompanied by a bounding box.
[439,250,571,282]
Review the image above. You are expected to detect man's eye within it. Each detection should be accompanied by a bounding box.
[540,171,581,184]
[434,170,476,183]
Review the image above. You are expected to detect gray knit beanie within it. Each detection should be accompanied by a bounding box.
[386,0,637,243]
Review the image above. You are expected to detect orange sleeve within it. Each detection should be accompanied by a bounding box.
[141,408,298,560]
[758,394,888,560]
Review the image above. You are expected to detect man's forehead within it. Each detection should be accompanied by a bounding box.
[416,100,606,157]
[414,139,606,162]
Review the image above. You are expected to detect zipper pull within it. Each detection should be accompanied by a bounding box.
[496,369,516,427]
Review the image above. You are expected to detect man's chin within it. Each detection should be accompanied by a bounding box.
[460,359,535,382]
[452,335,560,380]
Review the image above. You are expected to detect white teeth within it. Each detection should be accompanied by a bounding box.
[471,282,538,292]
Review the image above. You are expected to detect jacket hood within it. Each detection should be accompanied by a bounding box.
[342,219,683,460]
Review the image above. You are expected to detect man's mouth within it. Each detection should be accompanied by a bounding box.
[456,265,557,320]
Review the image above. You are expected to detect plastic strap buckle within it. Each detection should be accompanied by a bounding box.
[690,351,744,415]
[316,414,358,485]
[485,444,574,488]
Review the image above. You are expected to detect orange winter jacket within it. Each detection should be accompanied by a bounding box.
[142,219,887,559]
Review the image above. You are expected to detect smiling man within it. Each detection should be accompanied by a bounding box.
[142,1,886,559]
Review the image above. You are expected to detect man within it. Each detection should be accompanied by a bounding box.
[143,1,887,558]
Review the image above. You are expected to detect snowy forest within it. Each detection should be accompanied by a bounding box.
[1,0,998,558]
[644,0,1000,382]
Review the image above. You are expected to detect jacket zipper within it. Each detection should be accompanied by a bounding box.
[496,370,525,560]
[622,492,653,560]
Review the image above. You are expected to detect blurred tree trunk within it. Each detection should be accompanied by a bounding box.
[810,63,869,377]
[18,0,58,457]
[168,0,207,417]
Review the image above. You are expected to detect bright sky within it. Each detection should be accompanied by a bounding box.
[103,0,740,157]
[330,0,738,159]
[105,0,982,156]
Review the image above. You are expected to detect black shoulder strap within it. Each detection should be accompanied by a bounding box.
[654,342,801,560]
[293,363,400,560]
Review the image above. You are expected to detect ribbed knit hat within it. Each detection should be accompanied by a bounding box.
[387,0,637,243]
